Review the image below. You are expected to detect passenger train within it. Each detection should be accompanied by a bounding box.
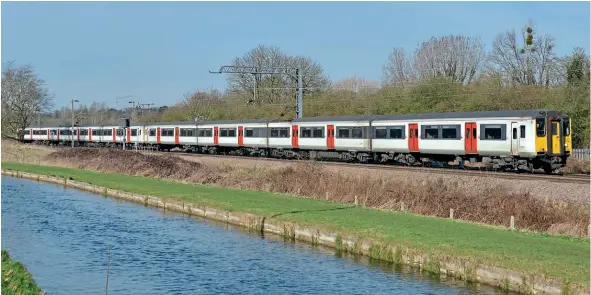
[21,109,572,174]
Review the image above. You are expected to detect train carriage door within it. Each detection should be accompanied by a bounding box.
[238,126,244,146]
[511,122,519,155]
[156,127,161,144]
[408,123,419,152]
[127,128,131,143]
[77,128,80,142]
[112,128,116,143]
[464,122,478,154]
[213,127,219,145]
[551,120,561,155]
[89,128,93,142]
[175,127,180,145]
[327,125,335,149]
[291,125,299,148]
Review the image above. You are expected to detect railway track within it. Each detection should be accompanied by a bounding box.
[142,149,590,185]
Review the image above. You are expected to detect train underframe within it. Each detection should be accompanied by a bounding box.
[24,139,568,174]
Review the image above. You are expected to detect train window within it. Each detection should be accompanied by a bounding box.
[80,129,88,136]
[551,122,558,136]
[149,129,156,136]
[220,129,228,137]
[245,128,254,137]
[161,128,174,136]
[270,128,279,138]
[520,126,526,138]
[338,128,350,138]
[92,129,99,136]
[481,124,504,140]
[389,128,402,139]
[512,128,517,139]
[180,128,195,137]
[279,128,289,138]
[24,130,30,135]
[424,128,439,139]
[536,118,546,137]
[562,119,570,136]
[301,128,312,138]
[375,128,387,139]
[105,129,113,136]
[312,127,324,138]
[351,127,363,138]
[228,129,236,137]
[197,128,211,137]
[131,129,138,137]
[117,129,125,136]
[441,127,457,139]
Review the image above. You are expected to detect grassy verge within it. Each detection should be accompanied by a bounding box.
[1,250,43,295]
[3,161,590,287]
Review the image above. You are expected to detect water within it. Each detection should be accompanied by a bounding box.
[2,176,506,294]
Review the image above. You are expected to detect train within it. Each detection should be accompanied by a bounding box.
[21,109,572,174]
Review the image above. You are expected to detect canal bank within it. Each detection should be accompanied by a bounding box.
[2,163,589,295]
[1,250,44,295]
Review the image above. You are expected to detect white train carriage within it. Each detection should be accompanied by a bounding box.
[267,121,292,150]
[75,126,91,143]
[292,116,372,152]
[241,119,271,149]
[195,123,215,148]
[212,120,240,148]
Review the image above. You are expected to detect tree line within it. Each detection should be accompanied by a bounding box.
[2,21,590,147]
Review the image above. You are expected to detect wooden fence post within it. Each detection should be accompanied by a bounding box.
[510,216,515,229]
[449,209,454,219]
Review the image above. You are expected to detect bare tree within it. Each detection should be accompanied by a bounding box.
[227,45,329,104]
[488,22,559,86]
[181,89,224,121]
[331,75,380,94]
[382,47,416,87]
[1,62,53,140]
[413,35,485,85]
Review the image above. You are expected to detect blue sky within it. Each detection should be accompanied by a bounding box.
[2,1,589,110]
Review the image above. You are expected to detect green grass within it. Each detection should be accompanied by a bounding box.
[1,250,43,295]
[3,162,590,287]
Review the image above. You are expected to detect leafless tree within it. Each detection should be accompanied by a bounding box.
[1,62,53,140]
[413,35,485,85]
[181,89,223,121]
[227,45,329,104]
[382,47,417,87]
[488,22,559,86]
[331,75,380,94]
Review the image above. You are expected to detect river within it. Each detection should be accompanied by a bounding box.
[1,176,507,294]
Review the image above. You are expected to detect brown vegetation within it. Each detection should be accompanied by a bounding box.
[564,158,591,175]
[44,148,590,237]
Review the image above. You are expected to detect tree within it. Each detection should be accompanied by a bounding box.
[565,47,590,86]
[382,47,417,87]
[488,21,559,86]
[413,35,485,85]
[331,75,380,95]
[1,62,53,140]
[227,45,329,104]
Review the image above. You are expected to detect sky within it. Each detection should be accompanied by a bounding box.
[1,1,590,110]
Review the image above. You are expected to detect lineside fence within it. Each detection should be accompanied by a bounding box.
[572,148,590,161]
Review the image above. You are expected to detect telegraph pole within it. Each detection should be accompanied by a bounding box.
[71,98,79,148]
[209,65,304,119]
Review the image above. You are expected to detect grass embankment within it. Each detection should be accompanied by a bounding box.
[1,250,43,295]
[3,161,590,287]
[16,146,590,237]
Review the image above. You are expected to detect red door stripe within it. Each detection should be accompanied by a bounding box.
[175,127,180,145]
[112,128,116,142]
[157,127,161,144]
